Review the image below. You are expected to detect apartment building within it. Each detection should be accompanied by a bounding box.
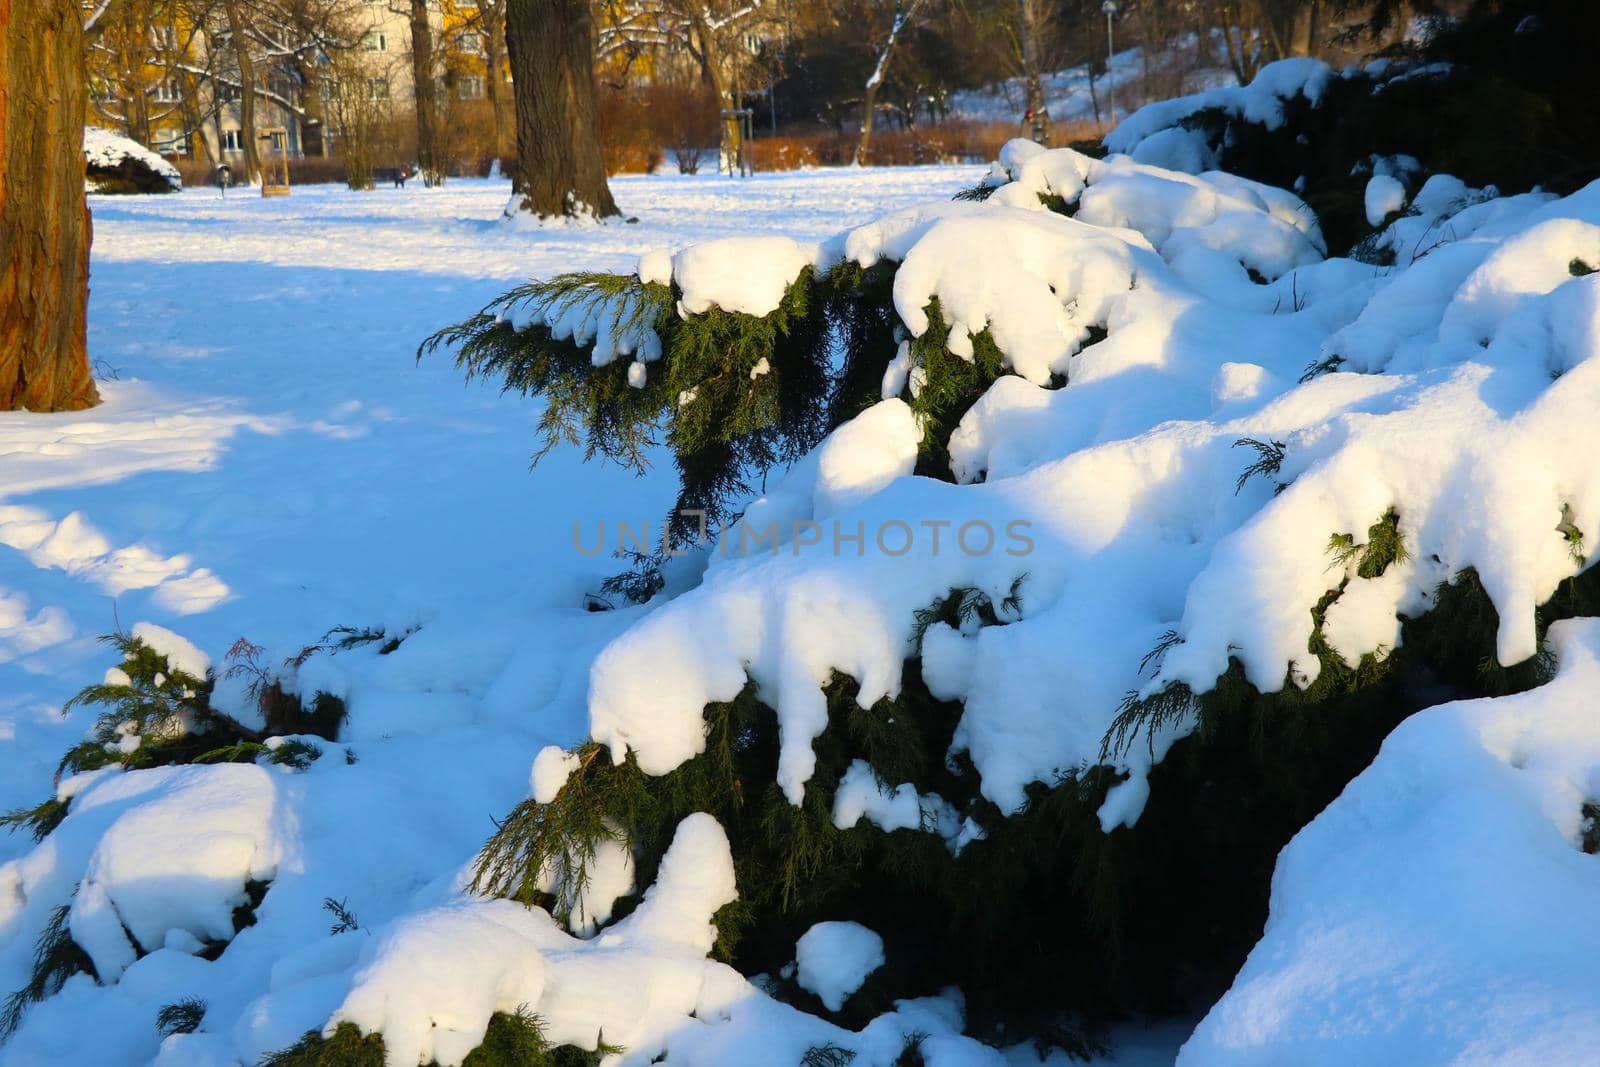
[89,0,505,165]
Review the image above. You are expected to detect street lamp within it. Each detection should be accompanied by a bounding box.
[1102,0,1118,123]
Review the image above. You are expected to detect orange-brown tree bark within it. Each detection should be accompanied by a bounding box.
[0,0,100,412]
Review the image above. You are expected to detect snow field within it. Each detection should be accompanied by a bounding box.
[5,80,1600,1063]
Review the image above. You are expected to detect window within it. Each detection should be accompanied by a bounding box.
[153,79,181,103]
[221,129,242,152]
[363,30,387,52]
[457,75,484,100]
[457,32,480,52]
[368,78,389,100]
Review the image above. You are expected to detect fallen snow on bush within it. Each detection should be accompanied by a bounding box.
[5,133,1600,1063]
[1181,619,1600,1065]
[582,143,1600,837]
[83,128,182,194]
[795,921,885,1011]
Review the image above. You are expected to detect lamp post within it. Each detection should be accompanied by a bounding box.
[1102,0,1118,123]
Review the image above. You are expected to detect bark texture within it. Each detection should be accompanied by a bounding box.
[0,0,100,411]
[410,0,443,185]
[482,0,510,159]
[506,0,618,218]
[221,0,261,183]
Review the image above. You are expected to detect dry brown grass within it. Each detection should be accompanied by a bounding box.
[746,119,1108,172]
[171,114,1107,189]
[172,156,353,188]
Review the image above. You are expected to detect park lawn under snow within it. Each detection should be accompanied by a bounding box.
[2,167,1110,1065]
[8,79,1600,1065]
[0,166,979,834]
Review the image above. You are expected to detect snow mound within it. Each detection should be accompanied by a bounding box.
[581,155,1600,833]
[1105,58,1336,158]
[83,128,181,194]
[0,764,286,984]
[795,921,886,1011]
[1180,618,1600,1065]
[325,813,737,1065]
[129,620,211,680]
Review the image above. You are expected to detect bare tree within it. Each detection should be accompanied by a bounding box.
[0,0,101,411]
[453,0,511,161]
[966,0,1062,144]
[505,0,618,218]
[219,0,264,180]
[855,0,928,163]
[326,49,397,187]
[598,0,768,175]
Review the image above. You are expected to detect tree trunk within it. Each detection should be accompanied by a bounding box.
[0,0,100,411]
[856,0,922,165]
[1020,0,1048,144]
[687,13,740,177]
[221,0,260,183]
[484,1,510,160]
[505,0,617,218]
[410,0,443,185]
[1303,0,1322,57]
[294,56,328,157]
[856,82,880,164]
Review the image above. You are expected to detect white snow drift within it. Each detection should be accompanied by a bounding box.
[3,120,1600,1064]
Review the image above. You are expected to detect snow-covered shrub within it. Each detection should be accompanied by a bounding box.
[420,136,1600,1058]
[84,128,182,195]
[42,628,345,780]
[1102,14,1594,259]
[0,625,357,1039]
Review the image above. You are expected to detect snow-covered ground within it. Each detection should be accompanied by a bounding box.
[8,95,1600,1064]
[0,168,979,841]
[949,42,1235,130]
[0,167,1051,1064]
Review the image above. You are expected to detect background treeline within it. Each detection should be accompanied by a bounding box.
[100,0,1472,187]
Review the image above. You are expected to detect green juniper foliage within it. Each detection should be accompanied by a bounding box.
[423,70,1600,1048]
[261,1009,619,1067]
[323,896,361,934]
[1232,437,1288,495]
[423,257,1035,597]
[461,497,1600,1051]
[893,1032,929,1067]
[156,998,207,1037]
[1138,2,1600,259]
[49,633,347,781]
[0,797,69,842]
[0,904,96,1041]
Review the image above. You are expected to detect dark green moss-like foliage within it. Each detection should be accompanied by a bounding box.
[0,905,96,1041]
[423,259,1027,598]
[468,514,1600,1051]
[261,1009,616,1067]
[261,1022,387,1067]
[156,998,207,1037]
[1133,3,1600,258]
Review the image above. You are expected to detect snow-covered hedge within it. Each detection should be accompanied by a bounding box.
[404,139,1600,1060]
[9,130,1600,1065]
[1100,52,1575,257]
[84,128,182,195]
